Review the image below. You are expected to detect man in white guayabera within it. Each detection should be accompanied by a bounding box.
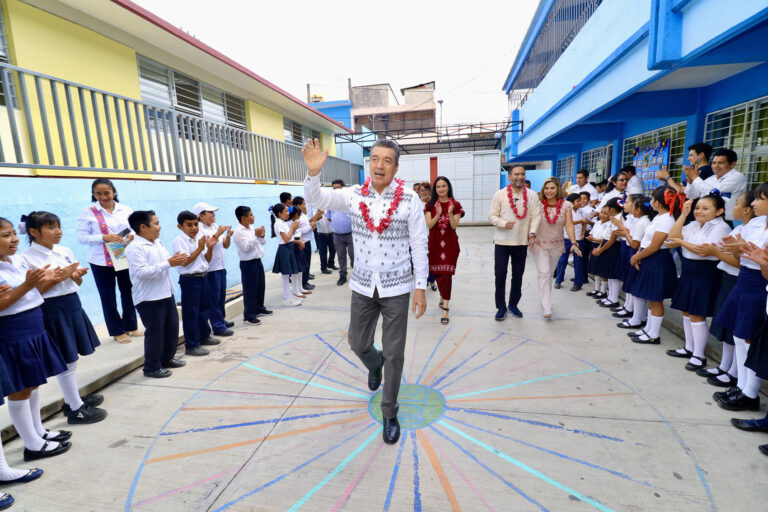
[302,138,427,445]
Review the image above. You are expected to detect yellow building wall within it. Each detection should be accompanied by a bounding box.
[1,0,151,179]
[321,131,337,157]
[246,101,284,141]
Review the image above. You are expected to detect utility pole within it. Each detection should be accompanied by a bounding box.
[437,98,443,142]
[306,84,311,103]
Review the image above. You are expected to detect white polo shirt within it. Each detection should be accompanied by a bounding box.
[172,233,209,275]
[199,223,227,272]
[232,224,266,260]
[20,243,80,298]
[0,255,44,316]
[125,236,174,305]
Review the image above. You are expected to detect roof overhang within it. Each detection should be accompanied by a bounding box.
[20,0,351,134]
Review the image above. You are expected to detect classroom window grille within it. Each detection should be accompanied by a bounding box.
[622,122,687,180]
[0,6,16,108]
[284,118,321,147]
[704,95,768,189]
[555,155,575,185]
[580,144,612,182]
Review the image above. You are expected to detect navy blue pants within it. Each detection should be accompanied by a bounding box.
[136,297,179,373]
[90,264,137,336]
[240,258,265,321]
[578,238,591,282]
[316,232,336,270]
[302,241,313,286]
[206,269,228,333]
[555,240,584,287]
[179,274,211,349]
[494,244,528,309]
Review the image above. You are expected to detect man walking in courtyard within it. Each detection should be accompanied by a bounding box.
[489,164,541,320]
[302,138,427,445]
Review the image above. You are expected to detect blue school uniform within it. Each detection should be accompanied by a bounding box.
[713,216,768,340]
[0,256,67,394]
[631,213,678,301]
[621,216,650,294]
[272,219,299,275]
[670,218,731,317]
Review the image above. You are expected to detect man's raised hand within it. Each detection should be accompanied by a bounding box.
[302,138,328,177]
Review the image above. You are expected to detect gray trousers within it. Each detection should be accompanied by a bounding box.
[332,232,354,276]
[348,290,409,419]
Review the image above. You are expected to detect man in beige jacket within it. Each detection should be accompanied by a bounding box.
[488,165,541,320]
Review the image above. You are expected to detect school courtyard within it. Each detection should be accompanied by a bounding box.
[3,226,766,511]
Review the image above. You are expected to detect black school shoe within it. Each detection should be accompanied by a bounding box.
[707,373,737,388]
[23,440,71,461]
[666,348,692,358]
[42,429,71,442]
[684,356,706,371]
[213,329,234,337]
[612,310,632,318]
[717,391,760,411]
[163,358,186,368]
[67,404,108,424]
[630,331,660,344]
[144,368,172,378]
[713,386,741,402]
[257,309,274,316]
[225,321,235,328]
[200,337,221,346]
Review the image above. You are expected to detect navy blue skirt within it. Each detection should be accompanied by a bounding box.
[631,249,679,302]
[0,307,67,395]
[670,258,722,317]
[41,292,101,364]
[0,356,12,404]
[713,267,768,340]
[622,247,639,293]
[710,272,737,345]
[293,243,308,273]
[597,242,620,279]
[615,242,632,282]
[746,313,768,379]
[272,243,299,275]
[588,242,601,275]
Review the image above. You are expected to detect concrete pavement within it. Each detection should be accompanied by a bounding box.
[2,226,766,511]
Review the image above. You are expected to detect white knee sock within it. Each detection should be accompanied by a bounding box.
[682,316,694,352]
[645,314,663,339]
[7,399,48,451]
[291,274,302,295]
[623,293,634,312]
[715,356,739,383]
[629,297,647,326]
[281,275,291,301]
[28,389,51,439]
[743,369,763,399]
[56,362,84,411]
[600,280,607,293]
[608,279,620,303]
[593,278,600,292]
[719,343,735,372]
[690,321,709,360]
[0,439,26,481]
[733,336,749,389]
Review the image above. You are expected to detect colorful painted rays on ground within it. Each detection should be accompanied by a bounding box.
[126,327,715,512]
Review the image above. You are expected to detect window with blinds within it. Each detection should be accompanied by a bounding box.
[581,144,613,182]
[622,122,687,180]
[137,56,246,129]
[555,155,575,185]
[704,95,768,189]
[284,118,321,147]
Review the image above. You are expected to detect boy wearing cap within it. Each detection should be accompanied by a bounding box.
[193,202,235,337]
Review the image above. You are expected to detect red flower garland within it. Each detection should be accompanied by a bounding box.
[542,198,564,225]
[507,184,528,220]
[359,177,405,234]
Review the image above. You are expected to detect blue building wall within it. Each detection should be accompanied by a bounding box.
[1,177,304,326]
[310,100,365,167]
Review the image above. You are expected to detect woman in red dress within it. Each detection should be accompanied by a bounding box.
[425,177,465,324]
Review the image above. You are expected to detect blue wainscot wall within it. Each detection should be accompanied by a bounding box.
[1,177,305,325]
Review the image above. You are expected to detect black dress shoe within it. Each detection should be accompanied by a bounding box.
[163,358,187,368]
[631,334,660,344]
[684,356,706,371]
[553,282,562,289]
[760,444,768,457]
[185,346,210,356]
[593,292,607,299]
[213,329,234,337]
[144,368,172,378]
[598,301,620,308]
[42,429,72,442]
[707,374,737,388]
[321,269,332,274]
[329,264,339,270]
[666,348,692,358]
[200,337,221,346]
[612,311,632,318]
[23,440,71,461]
[508,305,523,318]
[303,283,316,290]
[717,391,760,411]
[308,274,315,280]
[225,321,235,328]
[570,286,582,292]
[609,305,625,312]
[369,355,383,391]
[257,309,274,316]
[698,367,725,378]
[731,417,768,433]
[713,386,741,401]
[337,276,347,286]
[586,290,599,297]
[83,394,104,408]
[617,320,643,329]
[383,417,401,445]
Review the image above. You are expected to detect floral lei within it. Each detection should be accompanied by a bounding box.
[359,177,405,234]
[437,198,456,229]
[542,198,564,224]
[507,184,528,220]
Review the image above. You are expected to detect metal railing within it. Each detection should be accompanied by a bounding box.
[0,61,357,185]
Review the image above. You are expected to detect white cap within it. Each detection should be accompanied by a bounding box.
[192,202,218,216]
